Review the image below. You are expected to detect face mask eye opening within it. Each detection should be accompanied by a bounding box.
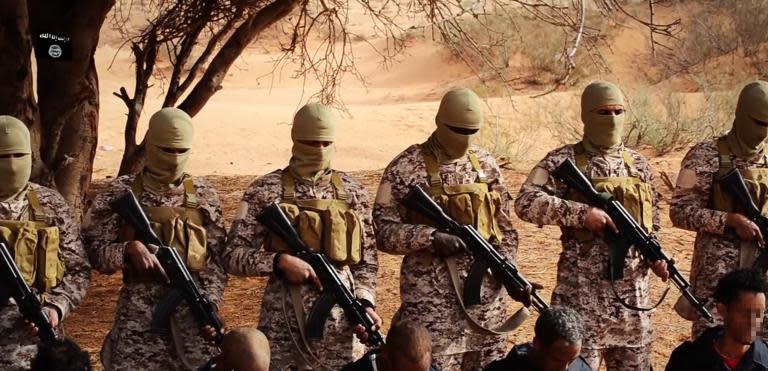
[446,125,479,135]
[297,140,333,148]
[753,118,768,128]
[596,108,625,116]
[158,147,190,154]
[0,153,28,159]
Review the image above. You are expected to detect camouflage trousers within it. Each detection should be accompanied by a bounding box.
[581,345,652,371]
[0,343,36,371]
[431,339,506,371]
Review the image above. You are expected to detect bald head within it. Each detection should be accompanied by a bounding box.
[381,320,432,371]
[219,328,270,371]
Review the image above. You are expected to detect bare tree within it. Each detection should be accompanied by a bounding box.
[0,0,115,217]
[114,0,301,175]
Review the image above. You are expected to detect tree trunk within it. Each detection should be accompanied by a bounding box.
[117,0,299,176]
[178,0,300,116]
[0,0,44,178]
[28,0,115,217]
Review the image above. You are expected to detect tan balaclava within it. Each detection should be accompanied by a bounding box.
[0,116,32,200]
[726,80,768,158]
[581,81,626,154]
[289,103,336,183]
[430,88,484,163]
[143,108,194,190]
[219,327,270,371]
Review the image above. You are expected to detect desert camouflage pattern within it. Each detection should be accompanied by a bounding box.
[670,138,768,338]
[515,144,659,353]
[373,144,516,370]
[0,183,91,371]
[581,344,652,370]
[83,174,227,371]
[222,169,378,370]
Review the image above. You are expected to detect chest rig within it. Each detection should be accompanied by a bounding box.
[266,170,363,266]
[710,136,768,213]
[565,142,654,241]
[0,189,64,293]
[405,146,503,242]
[121,176,208,272]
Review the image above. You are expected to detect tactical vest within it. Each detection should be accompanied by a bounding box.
[566,142,654,240]
[405,146,503,242]
[0,189,64,293]
[710,136,768,214]
[266,170,363,266]
[122,176,208,271]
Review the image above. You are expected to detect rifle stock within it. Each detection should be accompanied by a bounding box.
[0,241,57,342]
[256,202,384,347]
[403,186,548,312]
[110,191,224,344]
[719,169,768,274]
[553,158,714,323]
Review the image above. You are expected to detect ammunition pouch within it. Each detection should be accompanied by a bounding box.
[266,171,363,266]
[0,189,64,292]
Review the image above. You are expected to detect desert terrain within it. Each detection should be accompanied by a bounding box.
[54,1,768,370]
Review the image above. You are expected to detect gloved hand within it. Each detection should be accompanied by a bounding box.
[432,231,466,257]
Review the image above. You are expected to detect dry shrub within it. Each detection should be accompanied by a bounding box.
[475,103,536,170]
[623,89,735,154]
[541,89,737,155]
[666,0,768,81]
[442,11,600,88]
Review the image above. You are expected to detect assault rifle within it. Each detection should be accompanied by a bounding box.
[402,186,548,312]
[0,240,58,342]
[552,158,714,322]
[719,169,768,273]
[256,202,384,346]
[110,191,224,343]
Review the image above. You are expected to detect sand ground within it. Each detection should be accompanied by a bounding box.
[53,2,746,370]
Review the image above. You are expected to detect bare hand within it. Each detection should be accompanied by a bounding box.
[584,207,619,234]
[125,241,170,283]
[354,307,382,344]
[726,213,765,246]
[432,232,466,257]
[200,324,225,341]
[277,254,323,290]
[26,306,59,336]
[650,260,670,282]
[505,281,544,307]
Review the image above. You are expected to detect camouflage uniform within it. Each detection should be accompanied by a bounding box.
[515,144,659,371]
[373,144,516,371]
[670,138,768,337]
[0,183,91,371]
[84,174,227,371]
[223,169,378,371]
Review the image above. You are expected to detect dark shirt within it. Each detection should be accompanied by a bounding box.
[482,343,592,371]
[340,350,441,371]
[666,326,768,371]
[340,351,377,371]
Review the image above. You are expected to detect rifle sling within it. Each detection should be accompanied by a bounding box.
[282,283,334,371]
[170,316,198,371]
[444,256,529,335]
[607,258,669,312]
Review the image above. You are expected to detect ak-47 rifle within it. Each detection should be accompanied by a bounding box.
[110,191,224,343]
[256,202,384,346]
[402,186,548,312]
[719,168,768,273]
[552,158,714,323]
[0,240,58,342]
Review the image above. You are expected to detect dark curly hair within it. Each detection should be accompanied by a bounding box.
[713,268,768,306]
[30,338,92,371]
[534,306,585,347]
